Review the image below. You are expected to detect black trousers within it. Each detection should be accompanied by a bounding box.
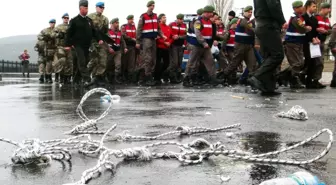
[154,48,170,81]
[254,25,284,92]
[74,46,91,82]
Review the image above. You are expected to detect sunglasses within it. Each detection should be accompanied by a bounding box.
[98,6,105,9]
[63,17,69,19]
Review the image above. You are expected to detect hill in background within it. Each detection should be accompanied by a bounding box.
[0,35,38,63]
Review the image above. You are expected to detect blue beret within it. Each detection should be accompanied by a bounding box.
[49,19,56,23]
[96,2,104,7]
[62,13,69,18]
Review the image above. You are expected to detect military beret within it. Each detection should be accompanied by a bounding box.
[79,0,88,7]
[96,2,104,7]
[321,2,331,9]
[203,5,215,13]
[147,0,155,7]
[244,6,253,12]
[62,13,69,18]
[229,18,238,25]
[110,18,119,24]
[197,8,204,15]
[292,1,303,8]
[49,19,56,23]
[176,14,184,20]
[127,15,134,20]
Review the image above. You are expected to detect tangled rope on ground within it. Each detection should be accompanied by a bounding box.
[0,134,107,165]
[65,88,120,135]
[63,128,333,185]
[276,105,308,120]
[107,123,241,141]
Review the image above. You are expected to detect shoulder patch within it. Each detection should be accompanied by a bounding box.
[195,22,201,30]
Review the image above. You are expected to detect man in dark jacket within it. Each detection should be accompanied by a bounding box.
[64,0,103,86]
[249,0,286,96]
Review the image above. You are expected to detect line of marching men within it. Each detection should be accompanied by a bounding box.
[33,0,336,89]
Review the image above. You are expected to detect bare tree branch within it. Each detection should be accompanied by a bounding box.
[208,0,233,21]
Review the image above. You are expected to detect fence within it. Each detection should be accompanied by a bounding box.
[0,60,38,73]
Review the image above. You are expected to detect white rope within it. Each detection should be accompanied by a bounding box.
[276,105,308,120]
[65,88,120,135]
[64,128,333,185]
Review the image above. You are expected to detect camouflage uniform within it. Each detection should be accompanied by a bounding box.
[87,12,109,78]
[34,40,46,76]
[51,23,73,81]
[37,27,56,76]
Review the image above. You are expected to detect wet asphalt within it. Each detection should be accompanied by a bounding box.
[0,77,335,185]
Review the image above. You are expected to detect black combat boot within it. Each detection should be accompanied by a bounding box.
[39,75,45,83]
[48,75,53,84]
[209,76,224,87]
[27,73,30,78]
[145,75,156,86]
[183,76,193,87]
[115,73,123,84]
[290,76,305,89]
[330,76,336,87]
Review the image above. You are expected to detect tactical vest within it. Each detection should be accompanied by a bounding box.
[188,17,213,47]
[217,26,224,35]
[235,18,254,44]
[141,13,158,38]
[315,14,331,42]
[285,14,306,44]
[123,24,136,39]
[109,29,122,51]
[187,20,197,45]
[226,29,235,47]
[170,22,187,46]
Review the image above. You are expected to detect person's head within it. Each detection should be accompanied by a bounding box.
[210,12,219,23]
[292,1,304,14]
[79,0,89,16]
[197,8,204,16]
[320,2,331,16]
[203,5,215,19]
[176,14,184,24]
[95,2,105,14]
[243,6,253,18]
[49,19,56,28]
[24,49,28,54]
[62,13,70,23]
[304,0,317,14]
[126,15,134,24]
[147,0,155,11]
[158,14,166,24]
[228,10,236,20]
[229,18,238,29]
[110,18,119,29]
[215,16,222,25]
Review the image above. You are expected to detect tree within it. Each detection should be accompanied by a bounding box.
[208,0,234,22]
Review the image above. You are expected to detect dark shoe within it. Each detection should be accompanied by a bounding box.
[55,73,59,83]
[290,76,305,89]
[183,76,193,87]
[209,76,224,86]
[60,74,64,83]
[115,74,123,84]
[27,73,30,78]
[261,91,282,96]
[39,75,44,83]
[330,79,336,87]
[145,75,156,86]
[22,73,25,77]
[154,80,162,85]
[48,75,53,84]
[247,76,267,92]
[169,72,181,84]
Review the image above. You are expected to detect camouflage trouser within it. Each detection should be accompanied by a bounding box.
[140,38,156,76]
[122,46,137,74]
[38,53,46,75]
[88,43,107,76]
[53,47,73,76]
[168,45,183,74]
[39,49,55,75]
[106,51,122,74]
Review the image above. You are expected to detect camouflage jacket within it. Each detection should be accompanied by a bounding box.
[51,23,69,47]
[37,27,56,49]
[34,40,45,54]
[88,12,109,35]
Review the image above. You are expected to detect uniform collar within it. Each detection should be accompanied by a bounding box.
[79,14,86,18]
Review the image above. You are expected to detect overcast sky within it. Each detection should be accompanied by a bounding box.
[0,0,294,38]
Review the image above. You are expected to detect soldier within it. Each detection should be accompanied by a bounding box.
[223,6,256,85]
[283,1,311,89]
[168,13,187,83]
[183,5,223,87]
[87,2,109,86]
[37,19,57,83]
[51,13,73,84]
[106,18,127,84]
[136,0,165,86]
[329,23,336,87]
[314,2,332,88]
[121,15,137,83]
[223,18,238,63]
[34,40,46,82]
[225,11,236,32]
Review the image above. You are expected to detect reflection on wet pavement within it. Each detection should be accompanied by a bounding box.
[0,78,335,185]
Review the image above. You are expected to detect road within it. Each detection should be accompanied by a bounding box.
[0,77,335,185]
